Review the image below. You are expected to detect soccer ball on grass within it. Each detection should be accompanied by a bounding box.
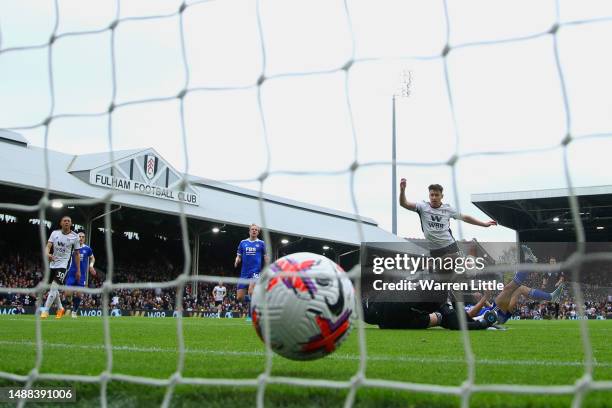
[251,252,355,361]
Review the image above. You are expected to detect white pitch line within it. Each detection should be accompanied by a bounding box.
[0,317,252,327]
[0,340,609,368]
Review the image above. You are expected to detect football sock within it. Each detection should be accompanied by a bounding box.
[44,290,56,311]
[53,289,63,309]
[245,295,251,318]
[512,271,529,285]
[73,295,81,312]
[528,288,552,301]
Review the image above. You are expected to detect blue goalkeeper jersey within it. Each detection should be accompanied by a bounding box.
[237,239,266,275]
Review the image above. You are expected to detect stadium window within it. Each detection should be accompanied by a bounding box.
[98,227,115,234]
[73,223,84,231]
[0,214,18,223]
[124,231,140,240]
[28,218,51,229]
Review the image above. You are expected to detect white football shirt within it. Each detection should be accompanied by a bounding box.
[213,286,226,301]
[412,201,461,250]
[48,230,81,269]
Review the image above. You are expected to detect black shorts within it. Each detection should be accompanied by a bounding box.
[215,300,223,306]
[362,300,440,330]
[430,242,462,276]
[430,242,460,258]
[48,268,67,285]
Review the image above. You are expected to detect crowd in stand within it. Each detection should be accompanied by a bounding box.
[512,265,611,319]
[0,251,250,317]
[516,299,611,320]
[1,250,610,319]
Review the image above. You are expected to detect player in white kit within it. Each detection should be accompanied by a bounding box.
[373,180,499,329]
[212,282,227,318]
[400,180,497,258]
[41,215,81,319]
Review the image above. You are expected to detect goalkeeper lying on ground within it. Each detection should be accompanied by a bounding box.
[361,295,498,330]
[362,246,564,330]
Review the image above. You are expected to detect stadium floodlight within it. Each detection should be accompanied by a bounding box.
[391,69,412,235]
[553,217,560,222]
[276,237,304,259]
[557,228,564,231]
[212,227,220,233]
[322,245,330,250]
[596,226,604,230]
[51,200,63,209]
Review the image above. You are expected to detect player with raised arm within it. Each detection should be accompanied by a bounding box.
[41,215,81,319]
[363,181,500,330]
[65,231,96,318]
[379,180,498,329]
[235,224,269,322]
[212,281,227,318]
[399,180,497,258]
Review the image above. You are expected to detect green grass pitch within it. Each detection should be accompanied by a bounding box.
[0,316,611,407]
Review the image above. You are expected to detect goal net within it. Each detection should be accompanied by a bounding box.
[1,1,612,407]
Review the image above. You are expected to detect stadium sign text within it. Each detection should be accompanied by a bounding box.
[91,174,199,206]
[0,307,25,315]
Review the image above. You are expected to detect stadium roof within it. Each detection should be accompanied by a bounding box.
[0,134,408,247]
[472,186,612,242]
[0,129,28,147]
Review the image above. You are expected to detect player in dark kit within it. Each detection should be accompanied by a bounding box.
[362,290,498,330]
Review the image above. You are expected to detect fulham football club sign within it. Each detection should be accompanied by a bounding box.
[88,149,199,206]
[145,154,156,180]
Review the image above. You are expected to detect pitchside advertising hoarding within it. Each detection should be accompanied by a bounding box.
[0,307,240,319]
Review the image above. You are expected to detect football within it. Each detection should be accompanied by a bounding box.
[251,252,355,361]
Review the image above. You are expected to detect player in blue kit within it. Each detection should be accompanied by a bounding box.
[464,292,492,319]
[234,224,268,321]
[66,231,96,318]
[490,245,564,323]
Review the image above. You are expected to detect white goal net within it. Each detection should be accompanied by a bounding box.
[1,1,612,407]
